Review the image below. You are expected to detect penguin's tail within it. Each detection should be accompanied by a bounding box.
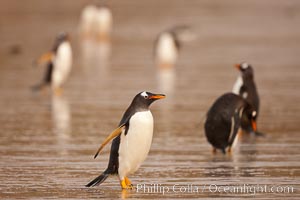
[85,171,110,187]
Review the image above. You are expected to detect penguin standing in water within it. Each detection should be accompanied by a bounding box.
[79,5,98,39]
[204,93,257,154]
[86,91,165,189]
[32,33,72,95]
[155,26,194,94]
[232,62,259,119]
[94,6,113,42]
[79,5,112,42]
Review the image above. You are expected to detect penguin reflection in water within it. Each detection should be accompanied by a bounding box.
[86,92,165,189]
[232,62,260,134]
[204,93,258,154]
[32,33,72,96]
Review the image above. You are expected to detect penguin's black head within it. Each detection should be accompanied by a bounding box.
[57,32,70,42]
[53,32,70,52]
[235,62,254,79]
[131,91,165,110]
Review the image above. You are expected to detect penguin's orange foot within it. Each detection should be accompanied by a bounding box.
[227,147,232,153]
[54,87,63,96]
[159,62,173,69]
[120,177,133,190]
[125,177,133,188]
[97,33,110,43]
[212,148,217,154]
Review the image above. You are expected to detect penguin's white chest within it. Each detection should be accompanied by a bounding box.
[232,75,243,95]
[156,33,177,64]
[52,42,72,88]
[118,110,153,178]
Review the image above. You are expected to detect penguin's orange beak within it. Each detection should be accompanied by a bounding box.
[235,63,241,70]
[251,119,257,132]
[149,94,166,99]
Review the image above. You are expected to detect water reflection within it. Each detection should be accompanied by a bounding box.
[52,94,71,155]
[121,189,132,199]
[157,68,176,96]
[80,39,111,68]
[80,39,111,89]
[79,4,112,80]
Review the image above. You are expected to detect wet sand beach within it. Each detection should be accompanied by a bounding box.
[0,0,299,199]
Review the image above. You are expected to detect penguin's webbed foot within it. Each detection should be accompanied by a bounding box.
[227,147,232,154]
[212,148,217,154]
[54,87,63,96]
[121,177,134,190]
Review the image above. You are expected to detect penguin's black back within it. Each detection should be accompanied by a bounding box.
[240,66,260,117]
[240,82,259,116]
[204,93,246,150]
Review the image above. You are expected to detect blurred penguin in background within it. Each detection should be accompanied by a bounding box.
[155,25,195,94]
[79,4,113,67]
[79,4,113,42]
[232,62,261,134]
[32,33,72,96]
[154,25,194,69]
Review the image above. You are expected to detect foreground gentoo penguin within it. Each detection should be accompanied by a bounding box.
[204,93,257,154]
[79,5,112,42]
[32,33,72,95]
[154,25,193,69]
[86,91,165,189]
[232,62,259,118]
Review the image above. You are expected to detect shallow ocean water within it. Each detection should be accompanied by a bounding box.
[0,0,299,199]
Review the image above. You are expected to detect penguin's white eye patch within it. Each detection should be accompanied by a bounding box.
[241,63,249,69]
[252,111,257,117]
[141,91,148,99]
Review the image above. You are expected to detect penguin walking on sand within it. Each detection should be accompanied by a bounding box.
[204,93,258,154]
[32,33,72,95]
[86,91,165,189]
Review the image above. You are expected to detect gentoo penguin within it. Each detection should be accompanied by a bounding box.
[204,93,257,154]
[79,5,98,39]
[154,25,193,69]
[79,5,112,42]
[32,33,72,95]
[232,62,259,118]
[86,91,165,189]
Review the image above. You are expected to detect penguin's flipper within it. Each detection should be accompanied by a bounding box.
[94,124,126,159]
[228,112,241,147]
[85,171,110,187]
[36,52,54,65]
